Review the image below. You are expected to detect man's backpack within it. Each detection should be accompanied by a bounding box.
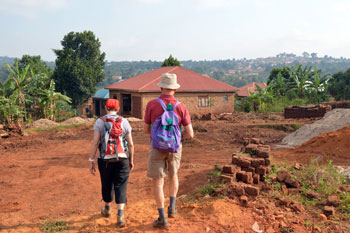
[151,98,181,153]
[99,115,128,161]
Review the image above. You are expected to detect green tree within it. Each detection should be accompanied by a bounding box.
[53,31,106,107]
[267,66,291,86]
[16,55,52,76]
[161,55,181,67]
[328,68,350,100]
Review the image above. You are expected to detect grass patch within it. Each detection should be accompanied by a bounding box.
[41,221,69,233]
[182,164,223,202]
[304,220,313,227]
[24,123,84,133]
[298,161,345,197]
[339,191,350,217]
[199,164,223,196]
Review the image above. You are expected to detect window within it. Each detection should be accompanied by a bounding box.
[198,96,209,107]
[223,95,228,101]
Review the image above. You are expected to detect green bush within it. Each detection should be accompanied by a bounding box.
[41,221,69,233]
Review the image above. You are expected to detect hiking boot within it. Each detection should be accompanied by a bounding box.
[168,206,177,218]
[153,218,168,228]
[101,206,111,218]
[117,215,126,228]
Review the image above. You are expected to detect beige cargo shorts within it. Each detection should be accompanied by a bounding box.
[147,143,182,179]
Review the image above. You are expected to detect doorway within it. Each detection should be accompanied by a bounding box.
[122,94,131,114]
[95,100,100,116]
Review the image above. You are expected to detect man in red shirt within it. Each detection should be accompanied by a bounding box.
[144,73,194,228]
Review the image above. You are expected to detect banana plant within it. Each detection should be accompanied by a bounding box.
[38,79,71,120]
[268,72,287,97]
[286,64,312,98]
[247,84,274,112]
[5,61,33,122]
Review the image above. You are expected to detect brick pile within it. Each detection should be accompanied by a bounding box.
[284,104,331,119]
[219,138,271,197]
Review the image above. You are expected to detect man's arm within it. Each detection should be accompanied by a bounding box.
[89,131,100,175]
[125,133,134,171]
[144,123,151,134]
[182,124,194,139]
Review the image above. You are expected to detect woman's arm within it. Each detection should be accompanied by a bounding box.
[89,131,100,175]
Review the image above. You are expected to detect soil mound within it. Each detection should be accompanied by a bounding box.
[126,117,142,122]
[31,119,59,128]
[60,117,88,125]
[302,125,350,152]
[281,109,350,147]
[273,126,350,165]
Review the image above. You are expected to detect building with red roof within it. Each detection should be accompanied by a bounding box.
[237,82,266,98]
[105,66,238,118]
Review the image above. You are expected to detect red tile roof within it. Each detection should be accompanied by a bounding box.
[237,82,266,97]
[105,66,238,93]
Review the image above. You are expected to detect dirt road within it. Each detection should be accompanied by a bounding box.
[0,114,319,232]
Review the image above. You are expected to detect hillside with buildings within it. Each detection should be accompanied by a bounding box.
[1,53,350,88]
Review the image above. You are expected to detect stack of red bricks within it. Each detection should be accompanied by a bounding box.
[219,138,271,197]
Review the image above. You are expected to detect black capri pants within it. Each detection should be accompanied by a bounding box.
[98,158,130,204]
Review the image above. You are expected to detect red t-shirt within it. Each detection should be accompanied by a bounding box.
[144,94,191,126]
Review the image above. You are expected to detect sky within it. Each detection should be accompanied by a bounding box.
[0,0,350,62]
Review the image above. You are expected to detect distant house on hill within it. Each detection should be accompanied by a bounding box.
[237,82,266,99]
[112,76,122,81]
[105,66,238,119]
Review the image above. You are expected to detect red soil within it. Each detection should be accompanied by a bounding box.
[0,113,346,232]
[272,125,350,165]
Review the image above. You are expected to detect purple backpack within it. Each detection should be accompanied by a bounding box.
[151,98,181,152]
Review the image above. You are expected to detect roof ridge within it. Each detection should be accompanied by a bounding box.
[138,66,179,90]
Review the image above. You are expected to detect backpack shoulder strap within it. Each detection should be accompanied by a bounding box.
[156,98,167,111]
[173,101,181,110]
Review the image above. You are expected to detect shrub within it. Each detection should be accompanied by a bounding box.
[41,221,69,233]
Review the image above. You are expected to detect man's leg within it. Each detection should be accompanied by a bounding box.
[153,178,164,208]
[167,145,182,217]
[168,174,179,197]
[153,178,165,213]
[168,174,179,209]
[147,146,168,228]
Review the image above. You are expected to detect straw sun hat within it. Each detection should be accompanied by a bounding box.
[157,73,181,90]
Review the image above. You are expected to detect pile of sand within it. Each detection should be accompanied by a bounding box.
[60,117,89,125]
[31,119,60,128]
[126,117,142,122]
[32,117,95,129]
[281,109,350,147]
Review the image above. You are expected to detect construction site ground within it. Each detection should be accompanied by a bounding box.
[0,113,348,233]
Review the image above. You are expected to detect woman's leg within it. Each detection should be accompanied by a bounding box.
[113,159,130,209]
[98,159,114,203]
